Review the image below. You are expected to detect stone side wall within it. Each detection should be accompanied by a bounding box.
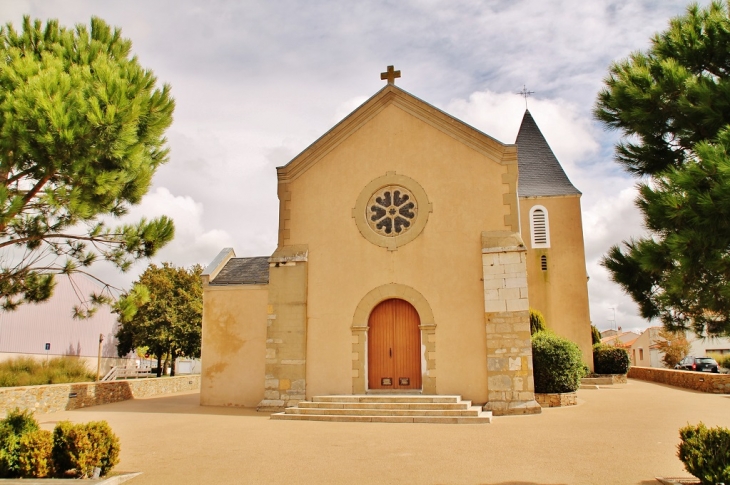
[481,231,541,416]
[628,366,730,394]
[535,392,577,407]
[0,375,200,415]
[259,246,308,412]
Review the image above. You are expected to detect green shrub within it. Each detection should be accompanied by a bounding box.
[52,421,119,478]
[708,353,730,370]
[593,343,631,374]
[85,422,120,476]
[529,309,546,335]
[591,325,601,345]
[0,408,40,477]
[678,423,730,485]
[531,331,587,393]
[17,429,53,478]
[0,410,119,479]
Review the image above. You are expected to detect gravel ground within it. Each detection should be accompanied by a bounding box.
[35,379,730,485]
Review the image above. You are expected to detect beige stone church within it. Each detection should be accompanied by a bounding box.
[200,68,592,416]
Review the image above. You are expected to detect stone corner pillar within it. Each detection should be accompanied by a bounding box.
[481,231,541,416]
[257,245,308,412]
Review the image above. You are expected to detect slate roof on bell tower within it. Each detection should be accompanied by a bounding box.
[515,110,581,197]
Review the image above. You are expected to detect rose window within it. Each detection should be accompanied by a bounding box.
[366,185,417,236]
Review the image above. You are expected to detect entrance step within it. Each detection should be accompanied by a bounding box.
[581,377,614,386]
[271,395,491,424]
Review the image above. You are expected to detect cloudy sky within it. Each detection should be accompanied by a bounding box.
[1,0,709,332]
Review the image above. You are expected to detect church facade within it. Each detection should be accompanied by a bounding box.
[200,72,592,416]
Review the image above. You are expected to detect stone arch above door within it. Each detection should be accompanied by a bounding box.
[351,284,436,394]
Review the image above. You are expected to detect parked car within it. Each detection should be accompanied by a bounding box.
[675,356,719,373]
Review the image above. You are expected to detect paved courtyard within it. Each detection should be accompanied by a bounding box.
[36,379,729,485]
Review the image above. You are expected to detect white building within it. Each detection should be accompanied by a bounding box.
[0,277,133,373]
[629,326,730,368]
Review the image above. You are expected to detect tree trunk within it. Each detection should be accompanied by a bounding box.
[170,348,177,377]
[156,354,162,377]
[163,351,170,376]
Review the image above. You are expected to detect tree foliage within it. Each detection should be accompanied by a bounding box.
[595,1,730,337]
[654,328,691,368]
[0,16,175,316]
[529,308,546,335]
[115,263,202,376]
[591,325,602,345]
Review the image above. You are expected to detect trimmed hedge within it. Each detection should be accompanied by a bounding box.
[678,423,730,485]
[0,409,119,479]
[53,421,120,478]
[532,331,587,393]
[18,429,53,478]
[0,409,38,477]
[593,343,631,374]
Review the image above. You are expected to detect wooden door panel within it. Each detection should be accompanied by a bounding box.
[368,299,394,389]
[368,299,421,390]
[393,300,421,389]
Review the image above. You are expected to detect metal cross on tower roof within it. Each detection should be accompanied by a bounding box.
[517,85,535,108]
[381,65,401,85]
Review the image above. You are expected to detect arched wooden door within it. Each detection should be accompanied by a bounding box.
[368,299,422,390]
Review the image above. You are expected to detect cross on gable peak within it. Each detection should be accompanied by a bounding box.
[381,65,401,85]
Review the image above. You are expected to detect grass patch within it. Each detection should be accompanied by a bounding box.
[0,357,95,387]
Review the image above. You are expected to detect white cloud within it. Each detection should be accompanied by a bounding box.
[124,187,234,268]
[333,96,370,124]
[446,90,599,170]
[1,0,709,327]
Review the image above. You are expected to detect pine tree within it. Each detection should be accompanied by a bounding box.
[595,1,730,337]
[0,16,175,315]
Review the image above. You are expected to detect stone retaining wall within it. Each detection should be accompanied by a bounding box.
[628,366,729,394]
[535,392,577,407]
[0,375,200,415]
[600,374,627,384]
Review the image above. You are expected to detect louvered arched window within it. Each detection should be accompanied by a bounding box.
[529,205,550,248]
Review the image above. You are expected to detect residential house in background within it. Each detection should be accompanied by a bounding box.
[600,329,639,347]
[627,326,730,368]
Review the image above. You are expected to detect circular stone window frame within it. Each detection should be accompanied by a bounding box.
[352,172,432,250]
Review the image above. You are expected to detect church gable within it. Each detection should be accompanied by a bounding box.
[276,92,522,249]
[277,84,517,184]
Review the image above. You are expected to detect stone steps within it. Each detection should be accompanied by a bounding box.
[313,395,462,403]
[270,395,492,424]
[581,377,614,386]
[286,408,481,416]
[298,401,472,410]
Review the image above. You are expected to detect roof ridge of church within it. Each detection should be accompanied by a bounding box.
[515,110,581,197]
[277,84,518,183]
